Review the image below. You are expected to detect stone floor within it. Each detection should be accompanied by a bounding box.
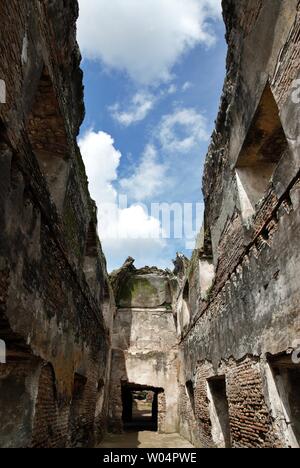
[98,432,194,448]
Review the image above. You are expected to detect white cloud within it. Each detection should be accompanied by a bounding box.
[167,84,177,95]
[120,145,168,201]
[110,92,156,126]
[182,81,193,91]
[77,0,222,85]
[103,237,169,272]
[109,84,182,126]
[78,130,121,204]
[159,108,209,153]
[79,130,166,271]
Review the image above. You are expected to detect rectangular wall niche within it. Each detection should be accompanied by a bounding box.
[267,356,300,448]
[27,67,70,213]
[83,221,101,297]
[207,376,231,448]
[235,84,289,221]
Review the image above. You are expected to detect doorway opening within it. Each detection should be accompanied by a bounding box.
[267,355,300,448]
[121,383,164,432]
[69,373,88,447]
[207,376,231,448]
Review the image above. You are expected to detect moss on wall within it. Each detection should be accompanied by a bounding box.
[117,276,158,308]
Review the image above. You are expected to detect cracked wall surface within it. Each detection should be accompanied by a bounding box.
[0,0,114,448]
[0,0,299,450]
[109,259,179,434]
[176,0,300,448]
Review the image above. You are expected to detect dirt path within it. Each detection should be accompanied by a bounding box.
[98,432,194,449]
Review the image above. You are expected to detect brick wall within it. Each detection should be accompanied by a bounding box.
[179,358,283,448]
[194,365,214,448]
[31,364,67,448]
[177,0,300,449]
[0,0,113,448]
[158,392,166,433]
[226,358,279,448]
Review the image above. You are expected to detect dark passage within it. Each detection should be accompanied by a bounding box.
[269,356,300,447]
[208,376,231,448]
[122,384,163,432]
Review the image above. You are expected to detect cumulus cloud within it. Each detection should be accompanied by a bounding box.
[109,92,156,126]
[158,108,209,153]
[78,130,121,204]
[77,0,222,85]
[120,145,168,201]
[79,130,165,270]
[109,84,184,127]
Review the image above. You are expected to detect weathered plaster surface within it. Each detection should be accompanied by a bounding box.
[176,0,300,448]
[0,0,114,448]
[109,261,179,434]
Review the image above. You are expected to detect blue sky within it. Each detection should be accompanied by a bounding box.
[77,0,227,272]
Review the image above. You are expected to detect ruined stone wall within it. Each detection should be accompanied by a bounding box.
[109,260,179,434]
[0,0,114,448]
[177,0,300,448]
